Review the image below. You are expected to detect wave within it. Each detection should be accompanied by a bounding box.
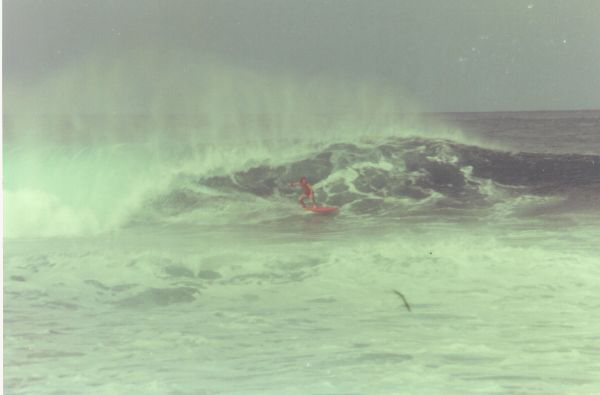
[3,50,467,238]
[6,132,598,239]
[5,50,598,237]
[144,137,600,223]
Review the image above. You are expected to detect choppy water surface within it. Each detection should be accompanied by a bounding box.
[4,111,600,394]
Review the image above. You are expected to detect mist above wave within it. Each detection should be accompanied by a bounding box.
[4,49,467,238]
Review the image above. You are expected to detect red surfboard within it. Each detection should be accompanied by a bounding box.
[304,206,338,213]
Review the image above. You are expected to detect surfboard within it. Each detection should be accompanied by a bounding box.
[304,206,338,213]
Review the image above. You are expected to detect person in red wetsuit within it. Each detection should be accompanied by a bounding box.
[291,176,317,208]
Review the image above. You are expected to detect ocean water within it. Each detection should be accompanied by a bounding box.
[4,110,600,394]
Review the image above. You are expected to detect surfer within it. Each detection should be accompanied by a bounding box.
[290,177,317,208]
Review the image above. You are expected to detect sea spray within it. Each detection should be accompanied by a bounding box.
[4,49,452,238]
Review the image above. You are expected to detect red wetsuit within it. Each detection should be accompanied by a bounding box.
[293,178,316,207]
[301,182,312,197]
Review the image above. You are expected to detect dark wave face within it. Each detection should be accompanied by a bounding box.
[147,137,600,220]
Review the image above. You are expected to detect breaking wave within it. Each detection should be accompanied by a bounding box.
[141,137,600,226]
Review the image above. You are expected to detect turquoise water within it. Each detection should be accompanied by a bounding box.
[4,67,600,393]
[5,218,600,394]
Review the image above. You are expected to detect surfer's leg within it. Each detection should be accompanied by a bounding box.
[298,195,306,208]
[310,192,317,208]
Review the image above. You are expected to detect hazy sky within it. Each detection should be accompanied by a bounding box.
[4,0,600,112]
